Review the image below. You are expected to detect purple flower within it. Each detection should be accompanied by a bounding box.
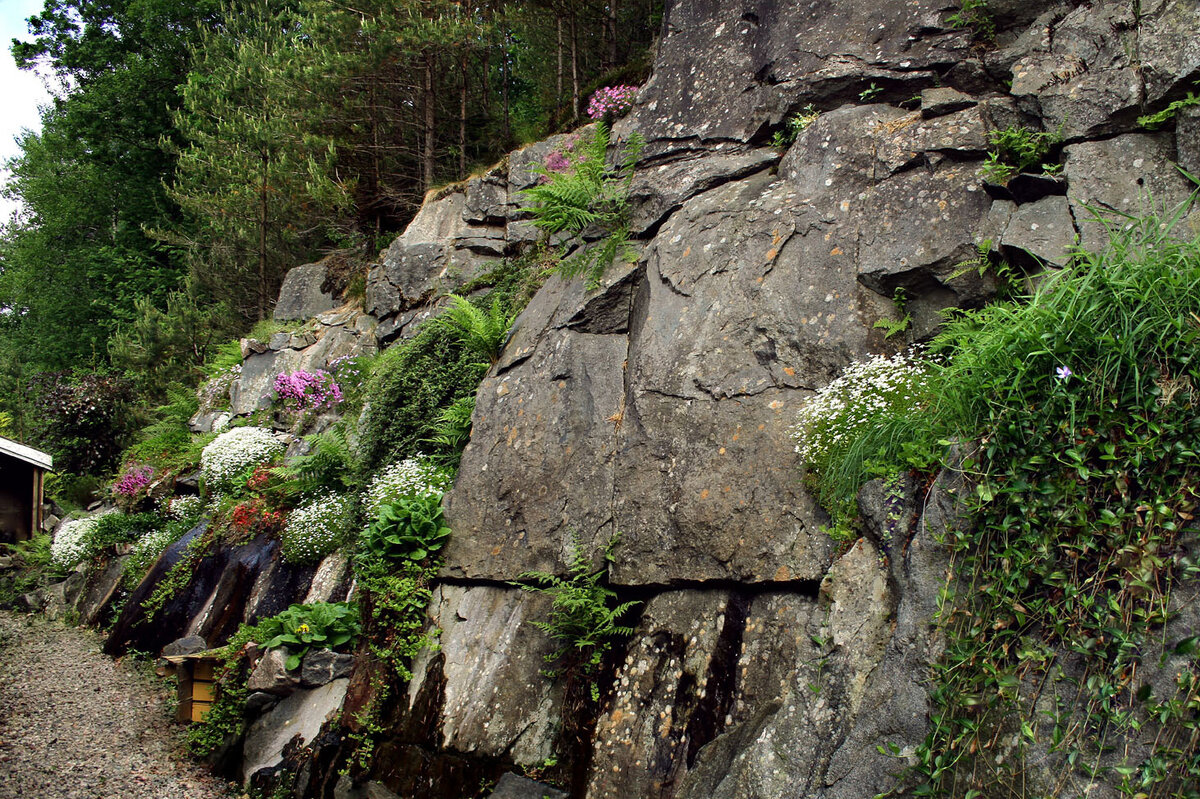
[274,369,343,412]
[586,85,639,119]
[114,465,154,498]
[1056,365,1072,380]
[544,150,571,173]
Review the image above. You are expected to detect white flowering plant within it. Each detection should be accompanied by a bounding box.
[363,457,452,520]
[791,349,935,535]
[164,494,204,522]
[51,515,104,570]
[200,426,285,495]
[121,524,187,589]
[282,492,356,564]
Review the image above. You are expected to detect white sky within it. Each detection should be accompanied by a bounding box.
[0,0,54,223]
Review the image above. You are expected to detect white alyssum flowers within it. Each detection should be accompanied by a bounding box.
[200,426,284,493]
[282,492,355,564]
[163,494,203,521]
[792,349,930,467]
[50,513,114,570]
[364,457,451,519]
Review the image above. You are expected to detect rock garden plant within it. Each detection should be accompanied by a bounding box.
[199,426,284,495]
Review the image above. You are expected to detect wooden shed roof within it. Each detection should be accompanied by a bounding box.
[0,436,52,471]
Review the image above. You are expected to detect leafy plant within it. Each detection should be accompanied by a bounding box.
[516,533,640,700]
[1137,89,1200,129]
[519,120,644,289]
[357,324,487,471]
[272,424,361,497]
[361,494,451,563]
[770,104,821,148]
[0,534,55,607]
[947,0,995,39]
[423,395,476,467]
[979,125,1063,184]
[858,82,883,102]
[255,601,361,670]
[428,294,516,366]
[872,287,912,340]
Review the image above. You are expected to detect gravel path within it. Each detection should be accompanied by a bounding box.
[0,612,230,799]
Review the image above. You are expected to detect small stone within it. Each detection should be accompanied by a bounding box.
[161,635,208,658]
[920,87,976,119]
[300,649,354,687]
[246,649,300,695]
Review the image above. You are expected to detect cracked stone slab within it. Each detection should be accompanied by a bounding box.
[404,585,563,766]
[586,590,735,799]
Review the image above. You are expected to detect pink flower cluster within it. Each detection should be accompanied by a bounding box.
[114,465,154,498]
[274,369,343,412]
[587,85,638,119]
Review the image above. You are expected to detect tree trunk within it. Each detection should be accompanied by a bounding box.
[608,0,618,69]
[258,148,269,321]
[556,15,564,116]
[570,8,579,120]
[423,50,436,191]
[459,49,468,178]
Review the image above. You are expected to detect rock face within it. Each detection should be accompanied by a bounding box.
[274,262,339,322]
[70,1,1200,797]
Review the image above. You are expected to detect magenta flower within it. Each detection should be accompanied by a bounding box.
[586,85,639,119]
[114,465,154,498]
[544,150,571,173]
[274,369,343,412]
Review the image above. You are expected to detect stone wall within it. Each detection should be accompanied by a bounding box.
[47,1,1200,797]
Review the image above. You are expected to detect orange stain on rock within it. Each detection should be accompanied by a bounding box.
[830,246,843,256]
[774,565,791,581]
[700,489,710,500]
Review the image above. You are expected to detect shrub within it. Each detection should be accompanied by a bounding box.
[228,497,287,539]
[50,513,112,570]
[164,494,203,521]
[363,457,453,519]
[357,325,486,471]
[29,370,135,475]
[112,464,155,508]
[791,349,933,534]
[200,426,284,494]
[282,492,355,564]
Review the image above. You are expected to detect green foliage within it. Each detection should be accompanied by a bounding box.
[122,383,212,476]
[255,601,361,670]
[519,121,644,289]
[872,287,912,340]
[84,512,159,558]
[947,0,994,39]
[272,424,362,497]
[361,495,451,564]
[770,104,820,149]
[807,206,1200,795]
[517,534,639,700]
[1138,90,1200,129]
[858,83,883,102]
[166,0,353,323]
[109,286,238,400]
[423,395,476,468]
[428,294,517,366]
[0,535,56,607]
[979,125,1063,184]
[357,324,487,471]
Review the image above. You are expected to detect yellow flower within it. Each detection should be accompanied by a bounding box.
[297,623,311,634]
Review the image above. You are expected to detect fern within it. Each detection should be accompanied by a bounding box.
[272,424,361,496]
[428,294,515,365]
[516,532,640,699]
[422,394,476,467]
[519,121,644,289]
